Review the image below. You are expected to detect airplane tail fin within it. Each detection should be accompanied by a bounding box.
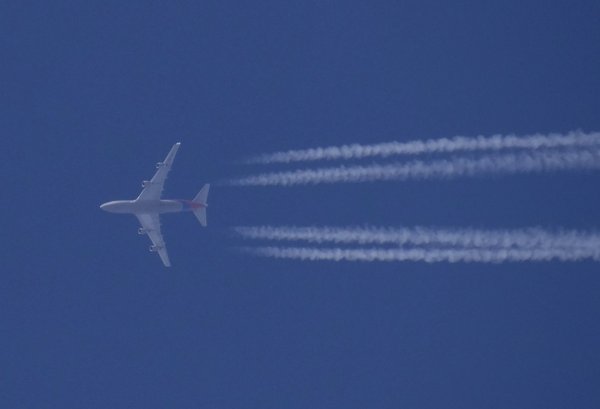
[193,184,209,227]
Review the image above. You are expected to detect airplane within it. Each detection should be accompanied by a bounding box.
[100,142,209,267]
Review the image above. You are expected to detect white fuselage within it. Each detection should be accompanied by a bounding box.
[100,199,196,214]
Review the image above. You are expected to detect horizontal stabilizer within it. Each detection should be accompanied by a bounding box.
[194,208,207,227]
[194,184,210,204]
[193,184,209,227]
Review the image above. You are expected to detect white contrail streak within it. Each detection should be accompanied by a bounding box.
[245,131,600,164]
[243,246,600,263]
[232,226,600,250]
[226,148,600,186]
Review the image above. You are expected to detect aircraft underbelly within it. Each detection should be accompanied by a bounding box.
[132,200,183,214]
[158,200,183,213]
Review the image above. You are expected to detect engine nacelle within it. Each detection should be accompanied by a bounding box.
[142,180,152,188]
[156,162,166,169]
[149,245,161,252]
[138,228,146,235]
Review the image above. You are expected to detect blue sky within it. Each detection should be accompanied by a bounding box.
[2,1,600,408]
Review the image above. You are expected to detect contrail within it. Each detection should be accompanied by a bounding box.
[226,148,600,186]
[232,226,600,250]
[242,246,600,263]
[245,131,600,164]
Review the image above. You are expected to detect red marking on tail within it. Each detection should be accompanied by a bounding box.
[179,200,205,209]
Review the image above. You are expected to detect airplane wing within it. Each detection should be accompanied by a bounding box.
[137,142,181,201]
[136,213,171,267]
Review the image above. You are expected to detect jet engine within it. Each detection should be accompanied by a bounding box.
[149,245,161,252]
[156,162,166,169]
[142,180,151,188]
[138,228,146,235]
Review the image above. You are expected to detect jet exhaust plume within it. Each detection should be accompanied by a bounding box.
[242,246,600,263]
[232,226,600,250]
[245,131,600,164]
[226,148,600,186]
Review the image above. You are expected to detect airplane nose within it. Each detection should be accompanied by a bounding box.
[100,203,108,211]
